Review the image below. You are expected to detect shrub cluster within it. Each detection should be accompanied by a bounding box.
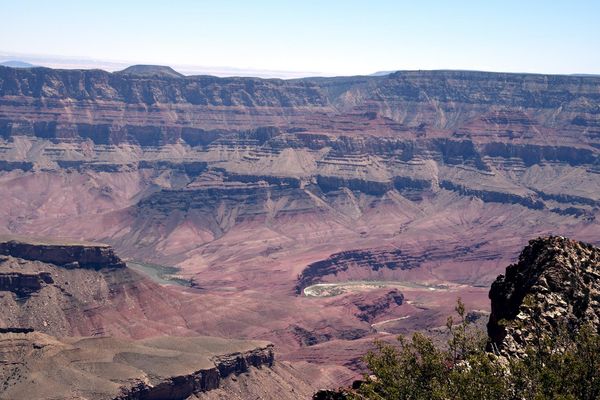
[326,299,600,400]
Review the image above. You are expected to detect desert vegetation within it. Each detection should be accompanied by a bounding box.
[324,299,600,400]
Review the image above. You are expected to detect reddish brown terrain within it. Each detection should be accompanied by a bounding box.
[0,237,343,398]
[1,65,599,394]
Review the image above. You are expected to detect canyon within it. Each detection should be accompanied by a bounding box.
[1,65,599,396]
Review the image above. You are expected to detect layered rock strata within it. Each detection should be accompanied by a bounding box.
[1,66,599,216]
[1,65,600,386]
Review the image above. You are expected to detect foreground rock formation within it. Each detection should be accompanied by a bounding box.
[488,236,600,356]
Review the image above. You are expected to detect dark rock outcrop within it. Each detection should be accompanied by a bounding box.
[0,237,126,269]
[313,389,350,400]
[354,290,404,323]
[0,270,53,297]
[0,161,34,171]
[296,249,415,293]
[137,160,207,177]
[316,175,392,196]
[290,325,333,347]
[487,236,600,357]
[0,327,34,334]
[439,180,545,210]
[213,345,275,376]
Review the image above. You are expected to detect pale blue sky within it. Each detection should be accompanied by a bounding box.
[1,0,599,76]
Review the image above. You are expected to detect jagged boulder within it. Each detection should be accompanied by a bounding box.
[487,236,600,357]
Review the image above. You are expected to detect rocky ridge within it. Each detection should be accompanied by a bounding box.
[488,236,600,357]
[0,332,276,400]
[353,290,405,323]
[296,242,490,293]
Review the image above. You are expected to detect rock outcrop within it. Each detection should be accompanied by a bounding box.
[354,290,404,323]
[487,236,600,357]
[0,236,126,269]
[0,238,193,338]
[0,266,53,297]
[0,332,275,400]
[296,242,489,294]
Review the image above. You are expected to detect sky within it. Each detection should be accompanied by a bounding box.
[1,0,599,77]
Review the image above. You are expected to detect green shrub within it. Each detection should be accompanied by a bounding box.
[345,299,600,400]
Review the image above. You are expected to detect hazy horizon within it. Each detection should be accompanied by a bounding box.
[3,50,600,80]
[1,1,599,78]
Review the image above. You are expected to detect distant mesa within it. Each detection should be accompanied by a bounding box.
[0,60,37,68]
[369,70,397,76]
[117,64,185,78]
